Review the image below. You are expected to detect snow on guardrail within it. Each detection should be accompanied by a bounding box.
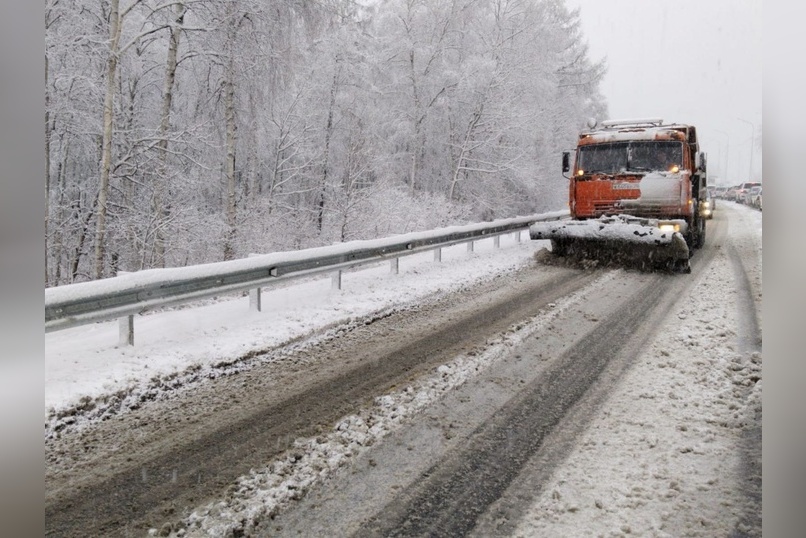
[45,210,569,337]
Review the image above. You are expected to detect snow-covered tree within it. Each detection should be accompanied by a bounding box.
[45,0,606,284]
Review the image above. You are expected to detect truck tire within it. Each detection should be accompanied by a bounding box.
[693,215,706,249]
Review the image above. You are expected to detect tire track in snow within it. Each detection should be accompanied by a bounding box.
[354,272,681,538]
[726,213,762,537]
[727,245,761,357]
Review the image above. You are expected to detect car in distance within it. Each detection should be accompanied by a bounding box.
[713,185,729,200]
[749,186,762,210]
[736,182,762,204]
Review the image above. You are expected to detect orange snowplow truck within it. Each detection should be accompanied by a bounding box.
[530,118,708,272]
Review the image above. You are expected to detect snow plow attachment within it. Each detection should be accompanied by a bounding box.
[529,215,691,273]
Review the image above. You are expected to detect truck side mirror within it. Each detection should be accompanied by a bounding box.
[562,152,570,173]
[696,152,707,173]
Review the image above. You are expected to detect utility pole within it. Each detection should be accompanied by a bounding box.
[737,117,755,181]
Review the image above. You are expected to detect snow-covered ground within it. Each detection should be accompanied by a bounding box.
[516,204,761,537]
[45,226,549,414]
[45,202,762,537]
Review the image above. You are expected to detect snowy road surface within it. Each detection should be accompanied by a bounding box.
[45,203,762,537]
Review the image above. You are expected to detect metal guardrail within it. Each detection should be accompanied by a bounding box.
[45,211,568,342]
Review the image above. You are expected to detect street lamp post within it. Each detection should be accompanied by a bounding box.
[714,129,730,184]
[737,117,755,181]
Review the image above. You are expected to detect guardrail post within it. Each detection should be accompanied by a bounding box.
[494,235,500,249]
[248,254,262,312]
[332,270,342,290]
[515,230,522,243]
[119,315,134,346]
[467,240,474,253]
[250,287,262,312]
[434,247,442,262]
[390,258,399,274]
[117,270,134,346]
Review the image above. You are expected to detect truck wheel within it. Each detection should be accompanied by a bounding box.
[675,258,692,273]
[693,216,706,249]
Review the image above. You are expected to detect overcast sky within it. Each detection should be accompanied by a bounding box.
[565,0,762,185]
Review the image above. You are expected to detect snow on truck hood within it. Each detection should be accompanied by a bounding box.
[620,170,687,206]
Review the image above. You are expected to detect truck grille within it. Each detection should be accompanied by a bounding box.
[593,202,623,214]
[592,201,674,217]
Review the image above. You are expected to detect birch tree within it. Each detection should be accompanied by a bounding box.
[153,2,186,267]
[93,0,125,279]
[93,0,181,278]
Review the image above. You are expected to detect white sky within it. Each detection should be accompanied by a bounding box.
[46,203,762,536]
[565,0,763,185]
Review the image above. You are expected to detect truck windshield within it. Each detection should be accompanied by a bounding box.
[577,141,684,174]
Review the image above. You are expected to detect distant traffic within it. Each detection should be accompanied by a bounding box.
[708,182,762,211]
